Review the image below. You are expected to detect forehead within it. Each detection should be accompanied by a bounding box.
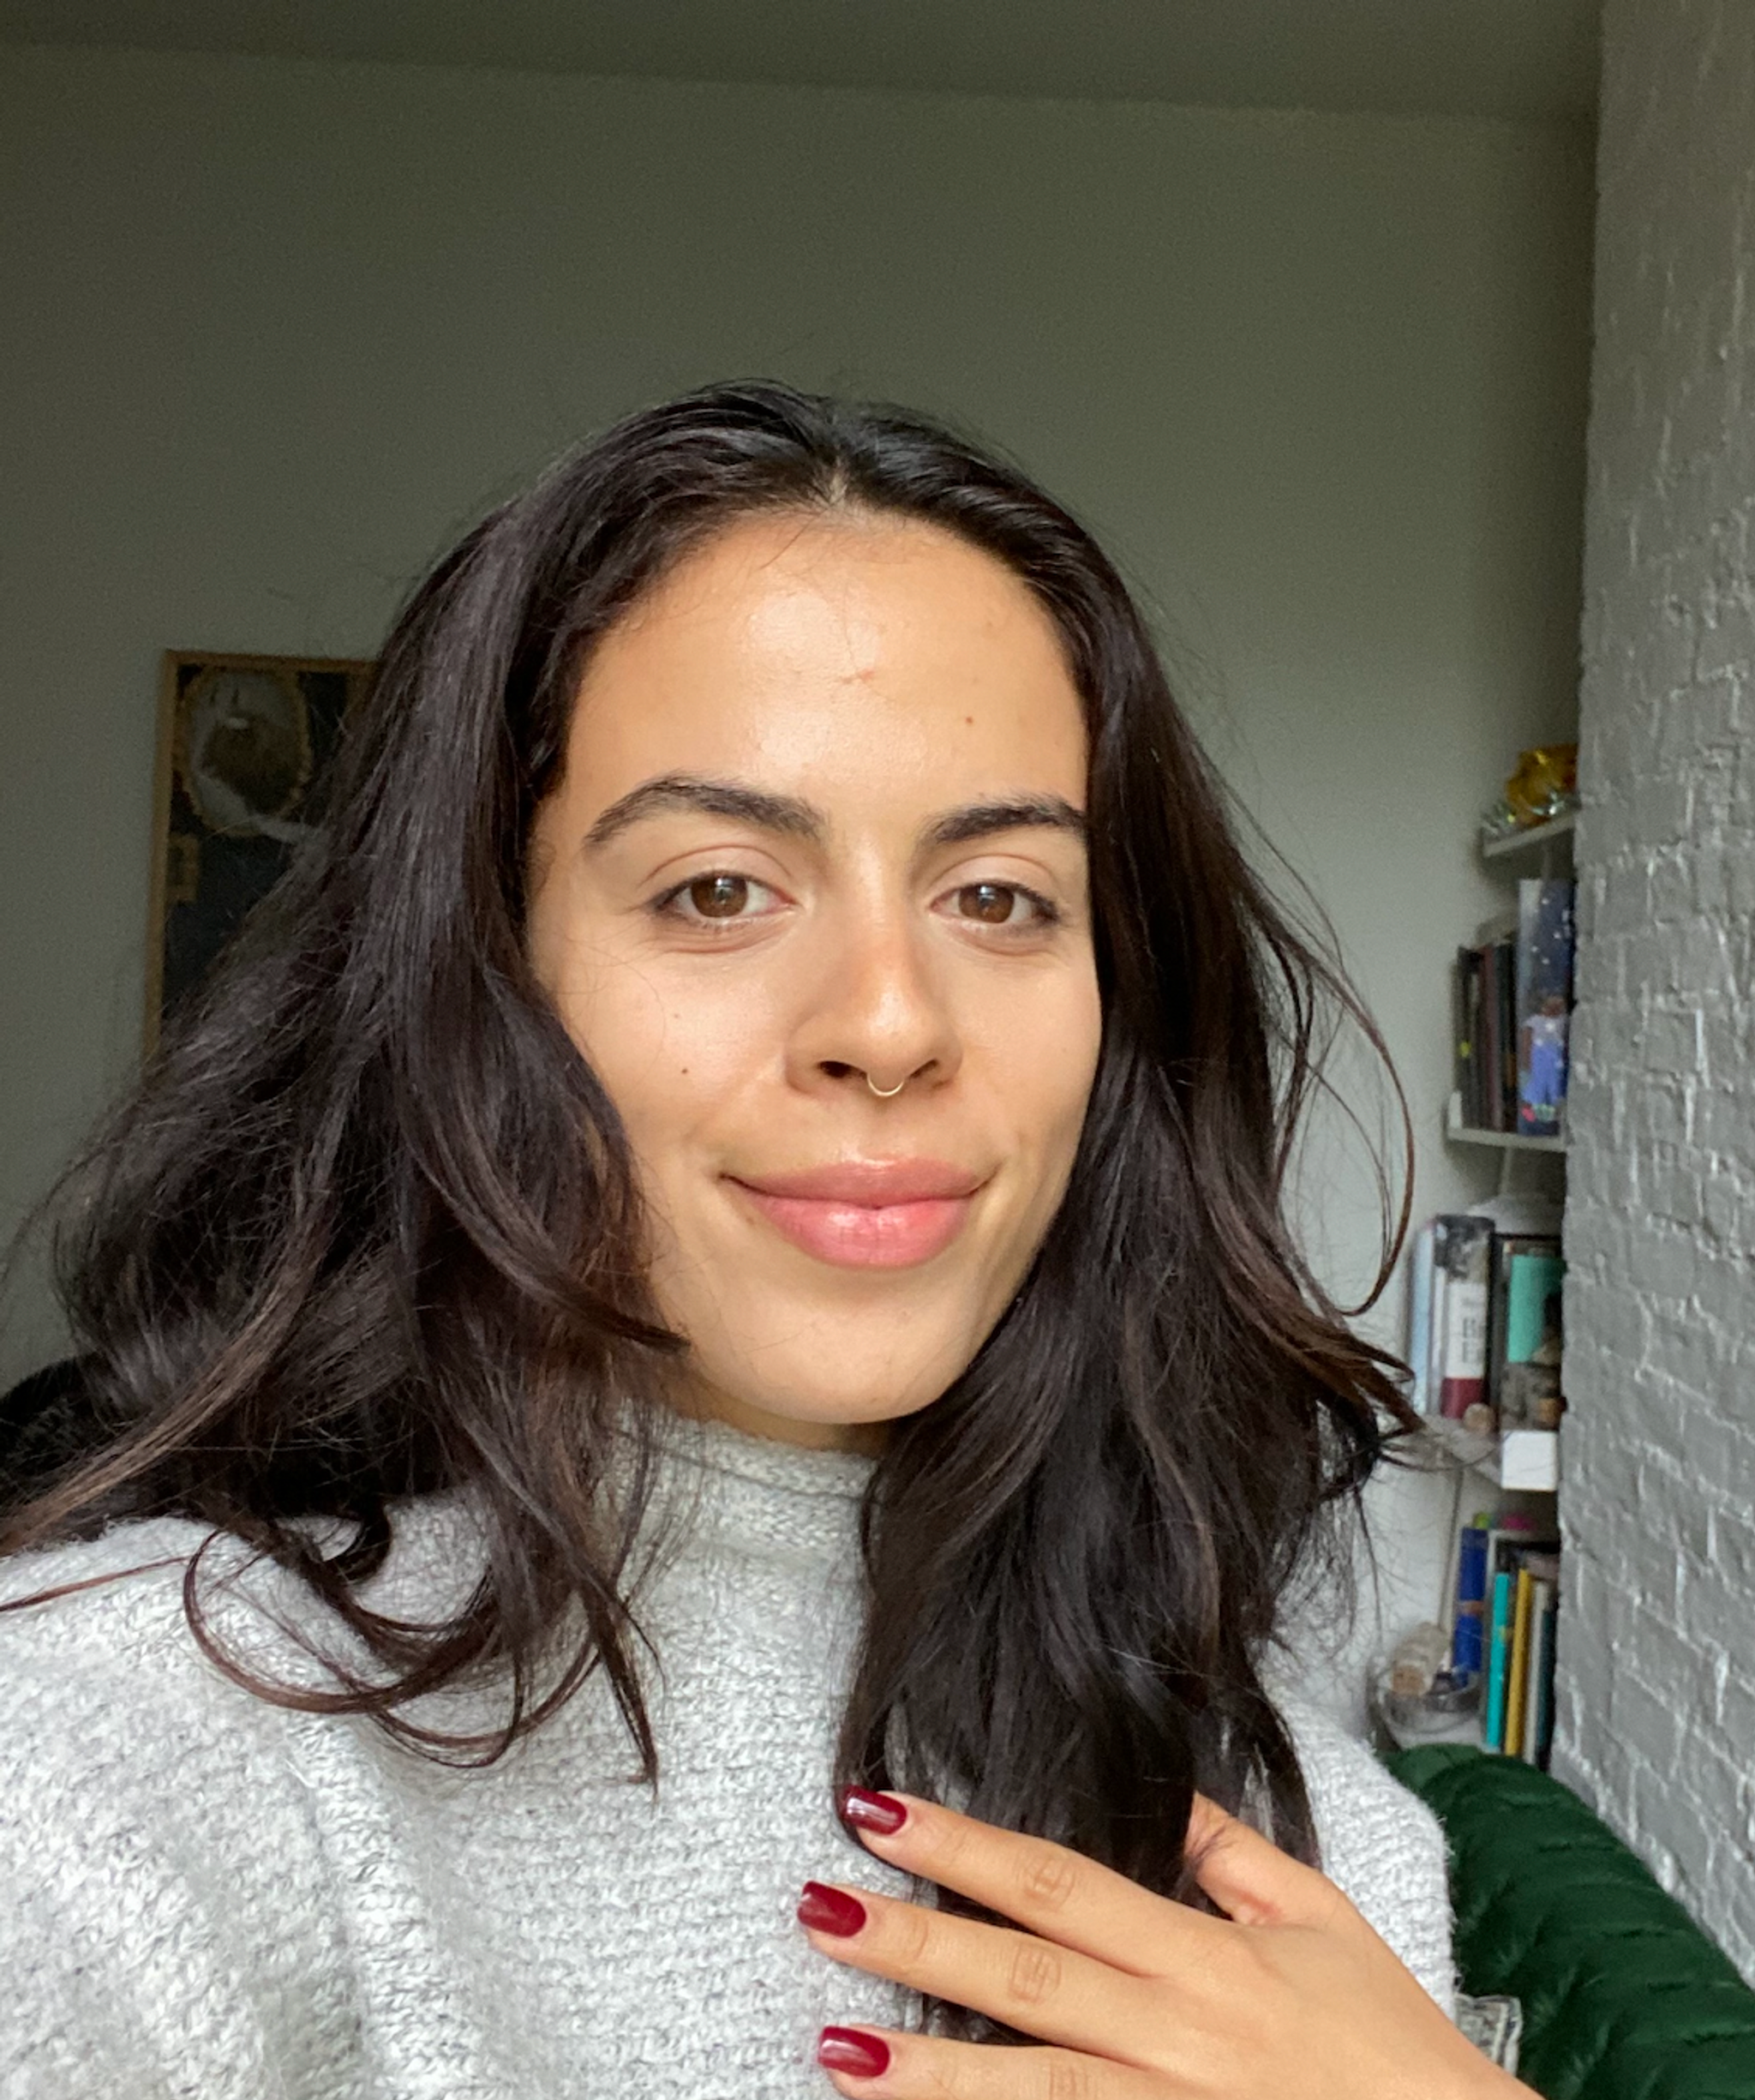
[564,511,1087,816]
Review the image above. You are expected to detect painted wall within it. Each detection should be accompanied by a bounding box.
[0,44,1593,1712]
[1557,0,1755,1982]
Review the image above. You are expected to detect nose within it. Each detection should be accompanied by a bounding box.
[788,907,963,1100]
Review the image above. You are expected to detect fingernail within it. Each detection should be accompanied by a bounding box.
[836,1787,908,1837]
[798,1881,867,1936]
[818,2026,891,2077]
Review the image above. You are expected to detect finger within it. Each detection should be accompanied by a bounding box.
[815,2023,1164,2098]
[836,1790,1228,1975]
[799,1881,1153,2061]
[1183,1792,1351,1930]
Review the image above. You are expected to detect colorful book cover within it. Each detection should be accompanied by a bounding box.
[1483,1570,1514,1752]
[1451,1515,1490,1678]
[1436,1215,1494,1429]
[1516,878,1576,1137]
[1491,1235,1566,1431]
[1504,1567,1536,1757]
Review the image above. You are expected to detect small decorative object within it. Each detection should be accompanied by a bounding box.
[1388,1620,1450,1700]
[1454,1994,1524,2073]
[1479,742,1578,842]
[1371,1631,1481,1742]
[147,651,374,1048]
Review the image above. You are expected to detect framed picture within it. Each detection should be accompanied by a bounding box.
[146,651,375,1051]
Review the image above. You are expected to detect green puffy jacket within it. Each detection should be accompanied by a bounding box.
[1386,1744,1755,2098]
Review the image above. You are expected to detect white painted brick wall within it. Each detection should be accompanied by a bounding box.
[1557,0,1755,1981]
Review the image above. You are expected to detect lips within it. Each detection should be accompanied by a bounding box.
[726,1159,987,1269]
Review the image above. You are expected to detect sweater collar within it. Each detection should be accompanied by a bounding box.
[633,1407,878,1577]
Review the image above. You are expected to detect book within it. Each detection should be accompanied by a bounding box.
[1522,1576,1557,1767]
[1479,943,1500,1130]
[1453,946,1484,1126]
[1483,1570,1514,1751]
[1452,948,1470,1119]
[1489,1233,1566,1430]
[1504,1566,1536,1757]
[1435,1215,1494,1428]
[1425,1216,1452,1413]
[1451,1514,1491,1678]
[1407,1221,1436,1413]
[1515,878,1576,1137]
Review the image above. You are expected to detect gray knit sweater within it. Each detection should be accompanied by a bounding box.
[0,1415,1456,2097]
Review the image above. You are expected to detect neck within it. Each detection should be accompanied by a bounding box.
[660,1377,893,1458]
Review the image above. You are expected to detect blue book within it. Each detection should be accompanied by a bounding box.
[1452,1517,1490,1677]
[1483,1570,1515,1751]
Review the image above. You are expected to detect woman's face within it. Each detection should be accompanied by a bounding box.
[525,511,1102,1449]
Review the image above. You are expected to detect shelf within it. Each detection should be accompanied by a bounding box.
[1445,1092,1566,1154]
[1423,1416,1560,1492]
[1375,1702,1483,1755]
[1479,808,1576,860]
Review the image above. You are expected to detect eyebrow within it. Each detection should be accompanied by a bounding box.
[582,772,1087,855]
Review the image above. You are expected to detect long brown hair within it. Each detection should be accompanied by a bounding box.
[3,381,1417,2033]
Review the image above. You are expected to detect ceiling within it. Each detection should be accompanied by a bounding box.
[0,0,1601,120]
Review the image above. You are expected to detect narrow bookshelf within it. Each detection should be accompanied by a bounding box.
[1381,770,1575,1767]
[1444,1093,1566,1158]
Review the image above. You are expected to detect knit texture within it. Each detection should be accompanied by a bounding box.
[0,1415,1456,2096]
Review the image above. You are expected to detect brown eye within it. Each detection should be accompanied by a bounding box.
[686,874,750,919]
[957,882,1021,925]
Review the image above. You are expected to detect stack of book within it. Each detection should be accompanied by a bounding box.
[1406,1216,1566,1436]
[1451,1512,1560,1768]
[1452,876,1576,1136]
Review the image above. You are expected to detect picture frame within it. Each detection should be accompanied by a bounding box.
[146,650,375,1053]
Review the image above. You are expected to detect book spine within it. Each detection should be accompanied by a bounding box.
[1452,1517,1489,1678]
[1438,1216,1493,1424]
[1408,1221,1435,1413]
[1481,945,1502,1131]
[1504,1565,1535,1758]
[1452,949,1474,1119]
[1426,1218,1451,1415]
[1483,1570,1514,1752]
[1495,935,1518,1129]
[1523,1577,1556,1767]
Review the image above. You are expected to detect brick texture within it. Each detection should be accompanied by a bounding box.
[1558,0,1755,1982]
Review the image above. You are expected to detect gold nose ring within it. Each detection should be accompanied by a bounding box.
[866,1075,907,1098]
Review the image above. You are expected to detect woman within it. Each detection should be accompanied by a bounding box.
[1,381,1519,2098]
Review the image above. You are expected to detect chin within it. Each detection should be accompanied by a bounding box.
[688,1331,981,1442]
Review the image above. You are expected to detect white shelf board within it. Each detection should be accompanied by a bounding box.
[1422,1415,1561,1491]
[1375,1705,1484,1755]
[1445,1092,1566,1154]
[1480,809,1576,860]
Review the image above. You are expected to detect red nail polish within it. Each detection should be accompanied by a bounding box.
[836,1787,908,1837]
[798,1881,867,1936]
[818,2027,891,2077]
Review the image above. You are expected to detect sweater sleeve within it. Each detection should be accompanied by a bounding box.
[1279,1695,1459,2021]
[0,1547,362,2099]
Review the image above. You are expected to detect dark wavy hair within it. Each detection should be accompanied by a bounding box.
[3,380,1417,2032]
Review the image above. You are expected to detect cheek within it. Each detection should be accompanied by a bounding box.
[546,951,775,1179]
[1009,972,1103,1137]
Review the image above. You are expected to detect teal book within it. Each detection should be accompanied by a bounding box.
[1483,1569,1514,1752]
